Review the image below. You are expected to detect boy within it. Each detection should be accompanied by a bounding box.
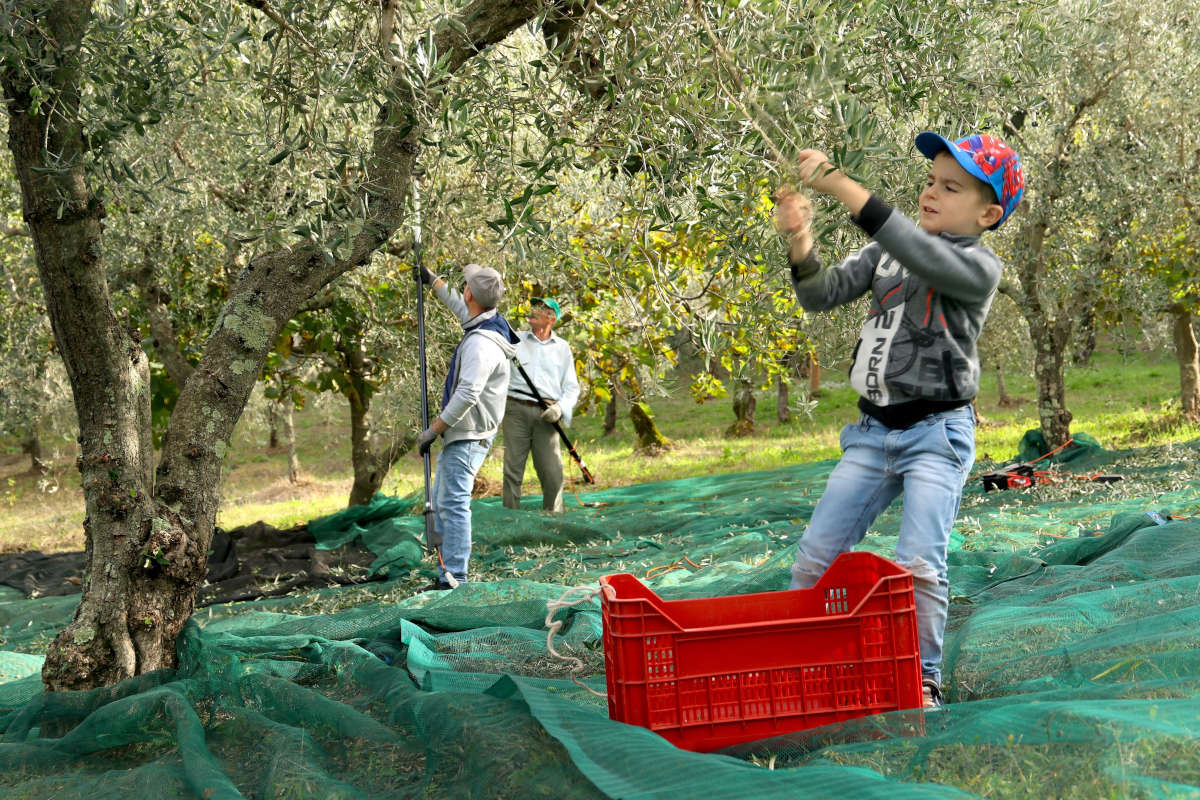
[773,133,1025,707]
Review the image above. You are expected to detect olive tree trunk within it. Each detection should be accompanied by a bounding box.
[21,429,48,475]
[266,395,300,483]
[629,401,669,452]
[995,361,1013,407]
[1170,304,1200,421]
[1031,321,1073,448]
[283,402,300,484]
[726,378,756,437]
[3,0,551,691]
[603,386,618,435]
[341,336,411,507]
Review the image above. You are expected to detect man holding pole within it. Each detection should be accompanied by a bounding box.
[502,298,581,513]
[415,263,519,590]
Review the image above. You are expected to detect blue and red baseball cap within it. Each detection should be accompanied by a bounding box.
[915,132,1025,229]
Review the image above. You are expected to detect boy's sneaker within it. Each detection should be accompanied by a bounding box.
[922,678,945,709]
[417,579,454,593]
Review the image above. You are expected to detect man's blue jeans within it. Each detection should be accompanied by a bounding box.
[433,438,492,583]
[789,407,975,683]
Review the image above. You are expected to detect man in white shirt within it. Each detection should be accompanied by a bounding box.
[502,297,580,513]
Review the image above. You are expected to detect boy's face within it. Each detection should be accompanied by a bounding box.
[918,153,1003,235]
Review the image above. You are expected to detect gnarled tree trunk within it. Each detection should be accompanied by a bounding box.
[776,374,790,423]
[995,361,1014,407]
[726,377,756,437]
[629,401,668,453]
[341,335,409,507]
[1170,303,1200,421]
[603,390,618,435]
[21,429,48,475]
[4,0,550,691]
[1030,319,1073,449]
[283,401,300,484]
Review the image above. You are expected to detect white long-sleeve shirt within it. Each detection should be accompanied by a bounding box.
[508,331,580,427]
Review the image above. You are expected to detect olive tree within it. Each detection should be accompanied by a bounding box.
[990,0,1199,447]
[1,0,621,691]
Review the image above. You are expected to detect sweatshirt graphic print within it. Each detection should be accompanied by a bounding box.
[790,206,1002,407]
[849,254,975,405]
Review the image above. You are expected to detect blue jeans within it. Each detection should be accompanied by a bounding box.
[433,438,492,583]
[789,407,975,683]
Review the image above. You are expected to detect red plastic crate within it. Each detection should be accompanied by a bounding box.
[599,551,922,752]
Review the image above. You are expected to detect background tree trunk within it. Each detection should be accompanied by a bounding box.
[1032,323,1073,448]
[726,378,756,437]
[808,351,821,396]
[283,402,300,484]
[267,400,281,449]
[995,361,1013,407]
[603,390,618,435]
[21,429,48,475]
[4,0,548,691]
[1072,307,1097,367]
[776,375,790,423]
[341,337,389,507]
[629,401,669,453]
[1170,304,1200,421]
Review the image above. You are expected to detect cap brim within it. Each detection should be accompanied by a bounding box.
[531,298,560,319]
[915,131,994,192]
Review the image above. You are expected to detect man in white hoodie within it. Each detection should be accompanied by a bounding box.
[416,263,520,590]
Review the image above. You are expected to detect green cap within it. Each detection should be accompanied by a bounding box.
[532,297,561,320]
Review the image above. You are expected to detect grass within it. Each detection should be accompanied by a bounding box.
[1,346,1197,554]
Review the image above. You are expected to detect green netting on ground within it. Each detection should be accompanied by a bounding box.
[2,435,1200,798]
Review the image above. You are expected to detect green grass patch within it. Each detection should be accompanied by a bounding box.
[1,346,1196,549]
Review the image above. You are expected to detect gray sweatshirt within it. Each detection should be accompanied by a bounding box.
[790,196,1002,416]
[434,283,520,444]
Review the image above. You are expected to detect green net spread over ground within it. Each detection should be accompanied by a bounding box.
[2,436,1200,799]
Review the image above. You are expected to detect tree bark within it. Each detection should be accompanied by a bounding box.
[3,0,554,691]
[807,351,821,396]
[283,401,300,484]
[1031,321,1073,449]
[21,430,49,475]
[776,374,790,423]
[1170,304,1200,421]
[133,228,195,390]
[1005,82,1114,451]
[3,4,174,691]
[267,400,281,449]
[629,401,668,453]
[724,378,755,437]
[1072,307,1096,367]
[341,336,392,507]
[603,390,617,435]
[995,361,1012,407]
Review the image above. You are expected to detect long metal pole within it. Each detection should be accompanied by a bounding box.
[412,182,441,554]
[511,359,595,484]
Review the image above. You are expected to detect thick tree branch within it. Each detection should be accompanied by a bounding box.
[160,0,554,499]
